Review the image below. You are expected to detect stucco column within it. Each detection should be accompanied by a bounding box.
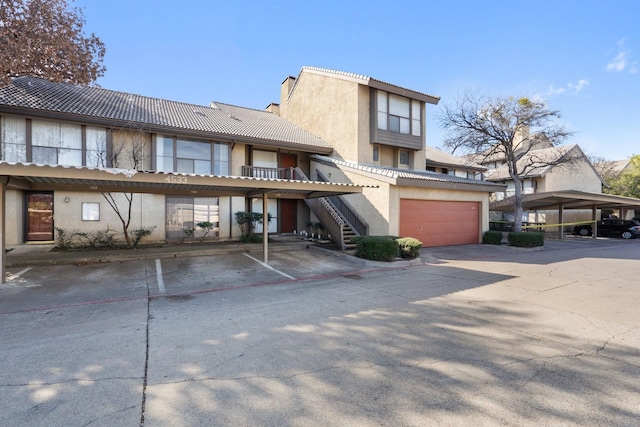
[263,193,268,264]
[0,182,5,284]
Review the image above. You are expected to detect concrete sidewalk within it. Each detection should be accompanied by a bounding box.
[5,236,320,268]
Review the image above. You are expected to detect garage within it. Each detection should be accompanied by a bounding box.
[400,199,480,247]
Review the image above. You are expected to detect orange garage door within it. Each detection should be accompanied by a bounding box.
[399,199,480,247]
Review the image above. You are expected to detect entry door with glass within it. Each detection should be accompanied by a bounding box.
[26,192,54,241]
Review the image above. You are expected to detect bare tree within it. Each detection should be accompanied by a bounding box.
[0,0,106,86]
[99,127,150,248]
[439,94,573,232]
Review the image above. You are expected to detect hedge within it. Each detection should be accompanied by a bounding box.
[482,230,503,245]
[507,231,544,247]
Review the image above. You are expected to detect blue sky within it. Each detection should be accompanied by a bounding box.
[73,0,639,160]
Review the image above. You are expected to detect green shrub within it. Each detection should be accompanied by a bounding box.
[396,237,422,259]
[508,231,544,247]
[483,230,503,245]
[131,226,156,248]
[354,236,399,262]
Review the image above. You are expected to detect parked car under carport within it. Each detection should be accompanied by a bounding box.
[574,218,640,239]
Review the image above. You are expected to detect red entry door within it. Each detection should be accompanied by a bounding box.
[27,192,54,241]
[279,154,298,233]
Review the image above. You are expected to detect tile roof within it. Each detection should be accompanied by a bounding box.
[485,144,582,181]
[312,155,504,191]
[0,76,333,153]
[425,146,486,171]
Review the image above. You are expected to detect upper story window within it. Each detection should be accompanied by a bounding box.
[156,135,229,175]
[1,115,107,167]
[373,145,379,162]
[32,119,82,166]
[377,91,421,137]
[399,150,410,165]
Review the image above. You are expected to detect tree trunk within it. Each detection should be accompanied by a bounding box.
[512,176,523,232]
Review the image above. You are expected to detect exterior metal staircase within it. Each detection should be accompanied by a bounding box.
[295,167,368,250]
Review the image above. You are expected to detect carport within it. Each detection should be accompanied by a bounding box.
[490,190,640,237]
[0,162,365,283]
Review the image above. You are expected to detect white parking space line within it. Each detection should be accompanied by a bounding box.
[155,259,166,294]
[6,267,32,281]
[242,253,296,280]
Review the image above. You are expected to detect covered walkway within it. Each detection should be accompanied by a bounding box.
[0,162,366,283]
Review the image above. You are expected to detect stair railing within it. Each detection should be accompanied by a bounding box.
[295,167,349,250]
[315,170,368,237]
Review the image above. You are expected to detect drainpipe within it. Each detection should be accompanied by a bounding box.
[263,193,268,264]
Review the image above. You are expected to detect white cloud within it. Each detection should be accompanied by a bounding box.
[606,38,634,73]
[568,79,590,93]
[543,79,589,98]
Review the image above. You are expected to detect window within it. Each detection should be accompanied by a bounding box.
[399,150,409,165]
[86,127,108,167]
[156,135,229,175]
[32,120,82,166]
[373,146,379,162]
[82,202,100,221]
[1,116,107,166]
[377,90,421,136]
[165,196,219,239]
[1,116,27,162]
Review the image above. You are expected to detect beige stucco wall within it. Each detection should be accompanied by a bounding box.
[538,159,602,193]
[281,73,361,162]
[5,189,23,246]
[53,192,165,243]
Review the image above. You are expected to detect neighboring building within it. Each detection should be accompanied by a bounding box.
[425,146,486,180]
[481,141,607,228]
[275,67,504,247]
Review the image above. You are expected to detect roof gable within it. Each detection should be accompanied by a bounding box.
[485,144,604,185]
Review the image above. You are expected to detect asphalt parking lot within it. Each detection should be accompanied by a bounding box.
[1,236,639,426]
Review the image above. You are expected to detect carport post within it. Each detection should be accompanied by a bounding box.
[263,193,268,264]
[558,204,564,238]
[0,181,5,284]
[592,205,598,239]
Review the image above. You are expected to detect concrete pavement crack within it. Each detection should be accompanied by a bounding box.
[139,256,152,427]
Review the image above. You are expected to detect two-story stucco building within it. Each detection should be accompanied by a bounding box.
[273,67,503,247]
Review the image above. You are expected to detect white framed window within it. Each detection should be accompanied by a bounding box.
[82,202,100,221]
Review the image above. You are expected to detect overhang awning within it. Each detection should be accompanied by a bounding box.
[0,162,366,199]
[490,190,640,212]
[0,162,372,283]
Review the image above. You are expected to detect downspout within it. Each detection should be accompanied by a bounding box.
[263,193,268,264]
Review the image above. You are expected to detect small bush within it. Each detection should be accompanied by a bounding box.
[483,230,503,245]
[397,237,422,259]
[131,226,156,248]
[508,231,544,247]
[354,236,399,262]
